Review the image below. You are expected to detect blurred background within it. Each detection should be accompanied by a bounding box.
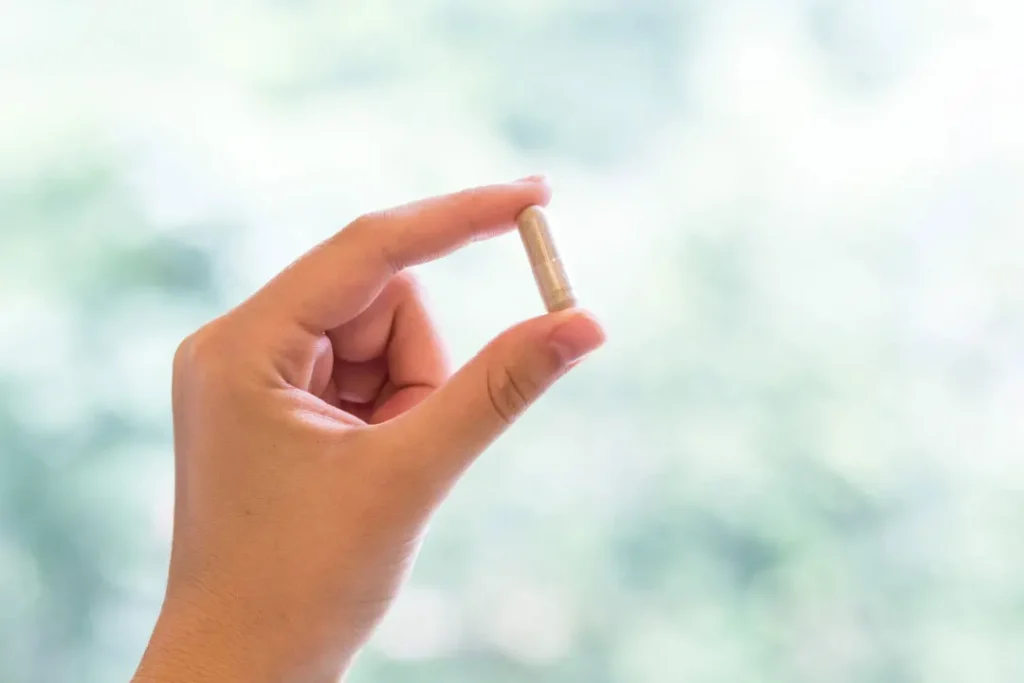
[3,0,1024,681]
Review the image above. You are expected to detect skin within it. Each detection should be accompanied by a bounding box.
[131,177,606,683]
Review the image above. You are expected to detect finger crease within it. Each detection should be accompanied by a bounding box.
[486,369,512,425]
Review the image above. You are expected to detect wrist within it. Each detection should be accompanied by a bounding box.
[132,596,258,683]
[132,590,353,683]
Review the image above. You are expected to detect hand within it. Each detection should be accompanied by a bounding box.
[132,178,606,683]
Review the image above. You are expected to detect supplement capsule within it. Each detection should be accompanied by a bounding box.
[515,205,576,313]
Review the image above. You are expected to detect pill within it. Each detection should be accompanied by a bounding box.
[515,205,577,313]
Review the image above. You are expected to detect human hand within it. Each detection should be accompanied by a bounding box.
[132,178,606,683]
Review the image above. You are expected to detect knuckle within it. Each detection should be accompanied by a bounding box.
[346,211,381,236]
[344,211,401,275]
[173,320,233,377]
[172,335,196,374]
[389,270,423,297]
[486,364,534,426]
[173,332,205,376]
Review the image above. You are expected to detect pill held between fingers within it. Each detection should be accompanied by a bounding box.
[515,205,577,313]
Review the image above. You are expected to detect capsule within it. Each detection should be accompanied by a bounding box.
[515,205,576,312]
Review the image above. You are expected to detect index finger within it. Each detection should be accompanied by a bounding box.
[249,177,551,333]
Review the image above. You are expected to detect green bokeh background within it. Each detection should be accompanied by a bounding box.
[2,1,1024,681]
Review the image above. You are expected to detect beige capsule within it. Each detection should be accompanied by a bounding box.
[515,205,577,313]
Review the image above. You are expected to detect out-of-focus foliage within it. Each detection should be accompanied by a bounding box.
[2,1,1024,681]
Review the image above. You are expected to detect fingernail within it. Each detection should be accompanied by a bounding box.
[547,311,606,365]
[516,173,549,184]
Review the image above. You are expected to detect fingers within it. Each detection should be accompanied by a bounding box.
[371,381,435,424]
[249,178,551,333]
[371,275,450,423]
[383,309,606,485]
[333,358,388,404]
[327,273,449,421]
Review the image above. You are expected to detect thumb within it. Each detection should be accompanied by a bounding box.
[387,309,606,481]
